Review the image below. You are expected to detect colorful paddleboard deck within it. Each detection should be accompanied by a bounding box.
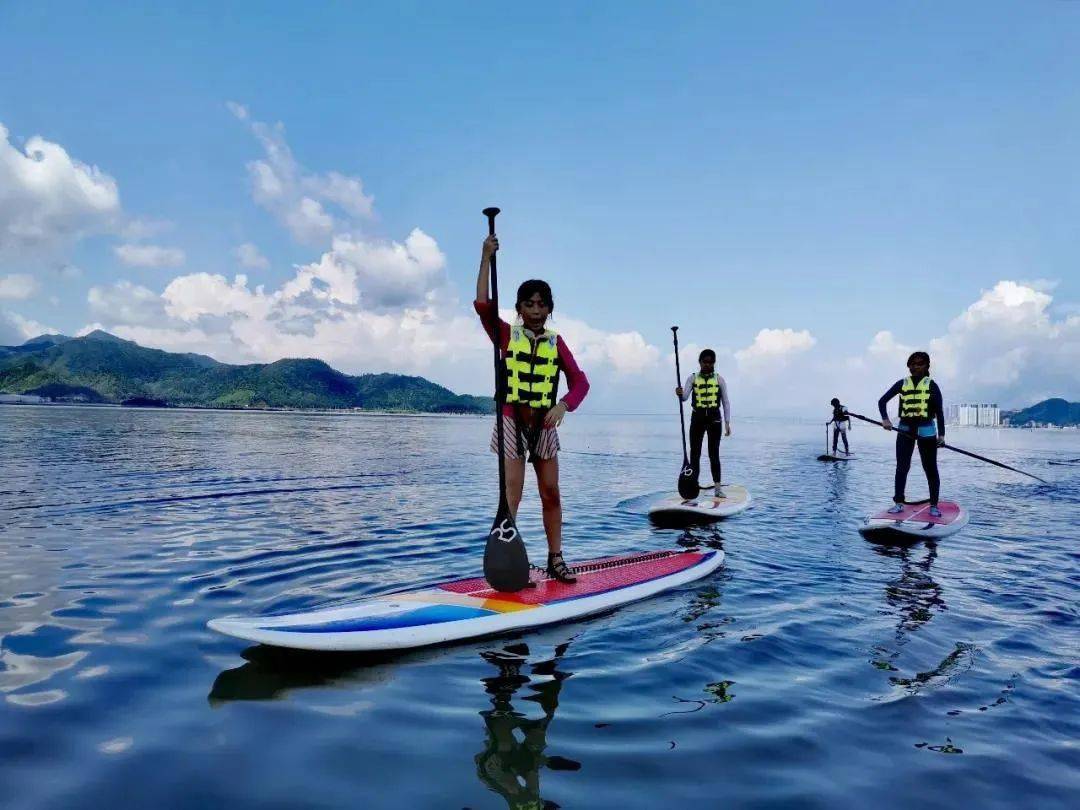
[208,549,723,652]
[648,483,752,524]
[858,500,968,545]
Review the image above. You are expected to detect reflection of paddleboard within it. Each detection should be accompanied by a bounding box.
[817,453,857,461]
[648,484,752,523]
[209,549,723,652]
[858,500,968,545]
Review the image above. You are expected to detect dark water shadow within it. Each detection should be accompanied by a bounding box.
[474,640,580,810]
[207,644,418,704]
[869,544,977,708]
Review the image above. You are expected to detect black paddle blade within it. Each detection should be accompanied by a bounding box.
[678,463,698,499]
[484,502,531,592]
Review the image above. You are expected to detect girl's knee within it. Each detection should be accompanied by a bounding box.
[538,482,561,506]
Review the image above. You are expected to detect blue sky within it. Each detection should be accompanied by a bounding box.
[1,2,1078,414]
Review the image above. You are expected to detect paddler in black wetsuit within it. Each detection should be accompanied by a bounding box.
[827,398,851,455]
[878,351,946,517]
[675,349,731,499]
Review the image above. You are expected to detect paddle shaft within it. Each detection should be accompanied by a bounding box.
[484,208,508,507]
[846,411,1048,484]
[671,327,689,462]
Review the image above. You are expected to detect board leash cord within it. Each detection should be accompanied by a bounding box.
[528,549,682,579]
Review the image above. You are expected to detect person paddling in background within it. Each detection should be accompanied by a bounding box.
[675,349,731,499]
[878,351,946,517]
[475,232,590,584]
[828,397,851,456]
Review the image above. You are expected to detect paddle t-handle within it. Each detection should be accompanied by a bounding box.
[483,207,500,234]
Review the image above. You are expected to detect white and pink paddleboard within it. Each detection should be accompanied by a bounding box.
[208,549,724,652]
[858,500,968,544]
[648,483,752,523]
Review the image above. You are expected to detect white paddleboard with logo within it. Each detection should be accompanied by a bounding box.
[648,484,752,522]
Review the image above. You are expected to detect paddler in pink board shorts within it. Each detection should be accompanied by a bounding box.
[475,232,590,584]
[878,351,946,517]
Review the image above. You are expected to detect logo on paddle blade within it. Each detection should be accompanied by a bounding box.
[490,518,519,544]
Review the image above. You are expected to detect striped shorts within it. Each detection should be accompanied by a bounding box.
[489,414,560,461]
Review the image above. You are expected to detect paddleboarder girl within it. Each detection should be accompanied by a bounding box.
[675,349,731,498]
[828,397,851,455]
[476,233,590,584]
[878,351,946,517]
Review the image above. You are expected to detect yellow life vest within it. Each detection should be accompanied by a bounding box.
[899,375,932,419]
[693,373,721,410]
[505,326,560,409]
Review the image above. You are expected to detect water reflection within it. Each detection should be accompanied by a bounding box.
[673,525,725,552]
[475,641,580,810]
[208,636,583,809]
[879,544,944,637]
[870,544,944,678]
[207,645,400,704]
[870,544,976,700]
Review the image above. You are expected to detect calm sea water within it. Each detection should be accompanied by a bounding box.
[1,405,1077,809]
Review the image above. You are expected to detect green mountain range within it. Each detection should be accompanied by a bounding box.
[1003,398,1080,427]
[0,330,493,414]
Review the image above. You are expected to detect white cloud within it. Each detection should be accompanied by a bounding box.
[225,101,249,121]
[236,242,270,270]
[231,107,374,245]
[834,280,1080,413]
[81,255,663,400]
[163,272,273,322]
[0,309,57,344]
[926,280,1080,404]
[121,218,173,241]
[0,274,39,300]
[555,314,661,376]
[0,123,121,254]
[88,281,164,325]
[735,328,816,371]
[297,228,446,309]
[114,244,186,268]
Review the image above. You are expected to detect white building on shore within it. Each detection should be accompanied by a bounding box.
[950,402,1000,426]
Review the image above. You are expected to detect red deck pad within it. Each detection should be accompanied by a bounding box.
[870,501,961,525]
[441,551,707,604]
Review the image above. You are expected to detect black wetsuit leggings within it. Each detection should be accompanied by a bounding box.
[689,409,722,486]
[895,431,940,506]
[832,425,849,454]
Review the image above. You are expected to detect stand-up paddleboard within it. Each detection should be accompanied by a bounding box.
[648,484,752,523]
[858,500,968,545]
[817,452,857,461]
[208,549,723,652]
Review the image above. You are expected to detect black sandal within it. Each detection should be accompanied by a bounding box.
[547,552,577,584]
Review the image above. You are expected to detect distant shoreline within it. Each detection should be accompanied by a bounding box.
[0,400,487,418]
[4,399,1080,428]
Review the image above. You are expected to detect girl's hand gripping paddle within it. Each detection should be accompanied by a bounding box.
[671,327,699,499]
[482,207,531,592]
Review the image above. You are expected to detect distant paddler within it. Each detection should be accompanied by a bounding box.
[675,348,731,500]
[827,398,852,456]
